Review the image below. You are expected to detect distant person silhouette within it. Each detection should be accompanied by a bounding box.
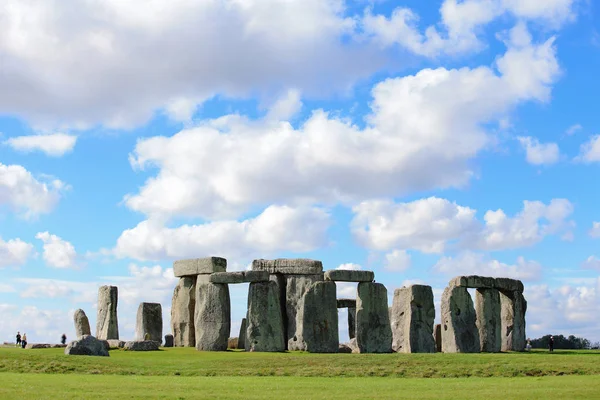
[549,335,554,352]
[21,333,27,349]
[16,332,21,347]
[61,334,67,345]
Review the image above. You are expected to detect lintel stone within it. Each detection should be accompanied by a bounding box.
[337,298,357,308]
[174,257,227,277]
[325,270,374,282]
[210,272,244,284]
[252,259,323,275]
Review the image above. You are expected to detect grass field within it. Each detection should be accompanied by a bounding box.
[1,346,599,399]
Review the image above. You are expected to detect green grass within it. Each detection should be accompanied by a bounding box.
[1,347,600,399]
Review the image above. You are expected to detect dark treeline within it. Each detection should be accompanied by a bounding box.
[530,334,596,349]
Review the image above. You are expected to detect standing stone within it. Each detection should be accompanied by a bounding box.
[164,334,174,347]
[288,281,338,353]
[135,303,163,344]
[73,309,91,339]
[238,318,247,350]
[348,307,356,340]
[475,288,501,352]
[285,274,323,343]
[434,324,442,352]
[391,285,435,353]
[500,290,527,351]
[171,276,197,347]
[441,286,480,353]
[96,286,119,340]
[356,282,393,353]
[195,278,231,351]
[246,281,285,352]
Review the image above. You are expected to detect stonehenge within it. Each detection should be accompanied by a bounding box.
[73,309,91,339]
[391,285,436,353]
[96,286,119,340]
[355,282,392,353]
[135,302,163,344]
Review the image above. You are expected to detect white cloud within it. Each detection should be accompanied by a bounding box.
[125,28,559,220]
[0,283,16,293]
[35,232,77,269]
[114,205,331,261]
[384,250,412,272]
[351,197,573,253]
[566,123,582,135]
[0,163,66,218]
[517,136,560,165]
[590,222,600,238]
[433,251,543,281]
[4,133,77,157]
[582,256,600,271]
[266,89,303,121]
[0,237,34,268]
[0,0,383,130]
[576,135,600,163]
[336,263,362,270]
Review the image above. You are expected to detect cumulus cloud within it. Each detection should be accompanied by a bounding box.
[114,205,331,261]
[433,251,543,281]
[35,232,78,269]
[517,136,560,165]
[125,27,559,220]
[4,133,77,157]
[0,237,34,268]
[575,135,600,163]
[351,197,573,253]
[384,250,412,272]
[582,256,600,271]
[0,163,66,218]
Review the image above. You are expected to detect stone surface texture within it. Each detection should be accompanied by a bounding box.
[194,280,231,351]
[475,288,502,352]
[434,324,442,352]
[238,318,247,350]
[500,290,527,351]
[441,286,480,353]
[284,274,323,344]
[337,299,357,308]
[243,271,270,283]
[124,340,160,351]
[347,307,356,340]
[356,282,393,353]
[210,272,244,284]
[135,302,163,344]
[245,281,285,352]
[288,281,338,353]
[171,276,197,347]
[173,257,227,277]
[391,285,435,353]
[74,309,91,339]
[324,270,374,282]
[65,335,109,357]
[107,340,125,349]
[96,286,119,340]
[252,259,323,275]
[495,278,524,293]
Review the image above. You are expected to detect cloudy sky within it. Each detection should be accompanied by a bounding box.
[1,0,599,345]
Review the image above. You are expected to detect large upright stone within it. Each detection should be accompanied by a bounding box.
[475,288,501,352]
[288,281,338,353]
[356,282,393,353]
[238,318,247,350]
[136,302,163,344]
[441,286,480,353]
[194,278,231,351]
[174,257,227,277]
[434,324,442,352]
[285,274,323,343]
[171,276,197,347]
[252,259,323,275]
[164,334,174,348]
[246,281,285,352]
[500,290,527,351]
[391,285,435,353]
[96,286,119,340]
[348,307,356,340]
[73,309,91,339]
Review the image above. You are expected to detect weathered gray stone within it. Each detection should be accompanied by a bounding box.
[338,343,353,353]
[449,276,495,289]
[173,257,227,277]
[355,282,392,353]
[26,343,52,349]
[495,278,524,293]
[194,280,231,351]
[246,281,285,352]
[348,307,356,340]
[74,309,91,339]
[288,281,338,353]
[324,270,374,282]
[441,286,480,353]
[135,302,163,344]
[124,340,160,351]
[52,344,67,348]
[164,334,174,348]
[171,276,197,347]
[391,285,435,353]
[348,338,359,353]
[243,271,270,282]
[107,340,125,349]
[96,286,119,340]
[238,318,247,350]
[285,274,323,344]
[210,272,244,284]
[476,288,502,352]
[500,290,527,351]
[252,259,323,275]
[434,324,442,352]
[337,299,357,308]
[65,335,109,357]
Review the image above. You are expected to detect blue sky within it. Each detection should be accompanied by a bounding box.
[1,0,599,344]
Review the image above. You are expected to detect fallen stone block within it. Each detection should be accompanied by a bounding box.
[65,335,109,357]
[336,298,357,308]
[135,302,163,344]
[391,285,435,353]
[246,281,285,352]
[124,340,160,351]
[52,344,67,348]
[252,259,323,275]
[338,343,353,353]
[74,309,91,339]
[172,276,197,347]
[441,286,480,353]
[324,270,374,282]
[356,282,393,353]
[26,343,52,349]
[174,257,227,277]
[107,340,125,349]
[96,286,119,340]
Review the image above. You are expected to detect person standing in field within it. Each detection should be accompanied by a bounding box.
[16,332,21,347]
[548,335,554,352]
[61,334,67,345]
[21,333,27,349]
